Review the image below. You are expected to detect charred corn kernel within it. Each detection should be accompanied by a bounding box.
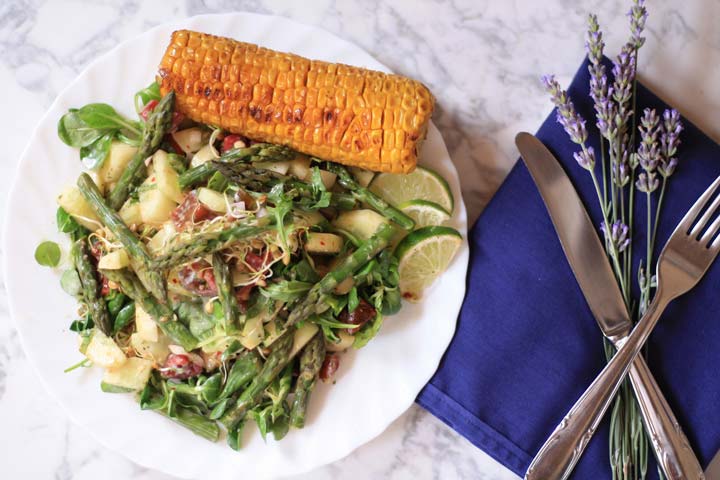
[157,30,435,174]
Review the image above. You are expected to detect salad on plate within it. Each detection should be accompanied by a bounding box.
[38,30,462,448]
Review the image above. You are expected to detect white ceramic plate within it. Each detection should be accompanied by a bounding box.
[3,13,468,480]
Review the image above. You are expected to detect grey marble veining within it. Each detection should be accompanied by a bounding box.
[1,0,719,479]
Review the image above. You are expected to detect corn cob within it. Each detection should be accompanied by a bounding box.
[157,30,435,174]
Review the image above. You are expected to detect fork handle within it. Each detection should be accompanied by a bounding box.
[628,354,705,480]
[525,295,673,480]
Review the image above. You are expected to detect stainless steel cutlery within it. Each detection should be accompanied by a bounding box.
[517,133,719,480]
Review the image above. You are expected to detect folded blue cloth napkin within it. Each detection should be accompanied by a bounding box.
[416,57,720,479]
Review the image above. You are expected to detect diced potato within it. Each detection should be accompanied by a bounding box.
[262,320,283,347]
[153,150,184,203]
[191,144,218,167]
[139,186,177,225]
[255,160,290,175]
[292,210,325,228]
[130,332,170,363]
[135,304,158,342]
[85,329,127,368]
[305,169,336,190]
[305,232,343,254]
[349,167,375,188]
[99,142,137,184]
[334,276,355,295]
[327,331,355,352]
[172,128,205,155]
[288,154,311,179]
[119,200,142,227]
[57,185,101,231]
[98,249,129,270]
[147,222,176,254]
[332,209,389,241]
[240,316,264,350]
[87,170,105,195]
[290,323,320,358]
[101,357,153,391]
[197,187,228,213]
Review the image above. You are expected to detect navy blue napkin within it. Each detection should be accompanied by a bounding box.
[416,57,720,479]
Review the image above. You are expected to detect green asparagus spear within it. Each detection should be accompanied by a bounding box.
[219,330,294,430]
[290,332,325,428]
[211,252,241,331]
[154,405,220,442]
[72,238,112,335]
[77,173,167,301]
[178,143,294,189]
[287,222,396,326]
[107,91,175,209]
[323,162,415,230]
[151,224,271,270]
[101,268,198,351]
[219,350,263,399]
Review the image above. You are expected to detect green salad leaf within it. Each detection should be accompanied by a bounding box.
[35,241,61,267]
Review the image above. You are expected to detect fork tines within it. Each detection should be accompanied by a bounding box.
[687,176,720,248]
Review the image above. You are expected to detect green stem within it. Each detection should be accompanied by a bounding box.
[649,179,668,277]
[646,191,653,293]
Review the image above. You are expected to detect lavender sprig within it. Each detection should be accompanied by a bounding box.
[659,109,682,177]
[628,0,648,48]
[602,220,631,252]
[542,75,588,144]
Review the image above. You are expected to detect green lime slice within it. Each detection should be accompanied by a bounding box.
[395,226,462,301]
[398,200,451,227]
[369,166,454,213]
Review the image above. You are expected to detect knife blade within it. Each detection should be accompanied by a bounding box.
[706,449,720,479]
[515,132,705,480]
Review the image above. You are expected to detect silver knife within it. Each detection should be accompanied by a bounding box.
[515,132,705,480]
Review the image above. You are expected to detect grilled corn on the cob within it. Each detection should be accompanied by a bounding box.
[157,30,435,173]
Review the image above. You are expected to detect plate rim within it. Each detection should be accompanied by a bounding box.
[3,11,468,479]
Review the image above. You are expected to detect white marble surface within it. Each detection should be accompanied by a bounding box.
[2,0,719,478]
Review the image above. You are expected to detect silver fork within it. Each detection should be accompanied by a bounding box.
[526,176,720,480]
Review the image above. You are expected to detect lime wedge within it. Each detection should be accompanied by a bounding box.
[395,226,462,301]
[369,166,454,213]
[398,200,451,227]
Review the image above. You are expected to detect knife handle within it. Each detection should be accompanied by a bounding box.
[628,355,705,480]
[525,295,669,480]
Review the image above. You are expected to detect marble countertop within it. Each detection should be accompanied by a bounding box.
[2,0,719,478]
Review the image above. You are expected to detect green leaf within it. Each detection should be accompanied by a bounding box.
[80,132,113,169]
[77,103,141,134]
[35,241,61,267]
[56,207,81,234]
[112,303,136,335]
[207,171,228,192]
[270,411,290,441]
[353,312,383,349]
[60,268,82,296]
[348,286,359,312]
[135,81,162,113]
[57,110,106,148]
[260,280,312,302]
[309,167,331,209]
[69,315,94,332]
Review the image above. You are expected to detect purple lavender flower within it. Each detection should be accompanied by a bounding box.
[636,171,659,193]
[637,108,660,172]
[613,150,630,186]
[601,220,631,252]
[574,147,596,171]
[542,75,588,144]
[586,14,605,65]
[658,109,683,177]
[612,44,637,123]
[628,0,648,48]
